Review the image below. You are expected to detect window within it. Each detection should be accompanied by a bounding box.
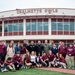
[9,24,13,32]
[19,23,23,32]
[43,22,48,31]
[26,19,48,35]
[58,22,63,31]
[4,24,8,32]
[70,22,74,31]
[38,22,42,31]
[32,22,36,31]
[4,20,23,36]
[51,22,57,31]
[26,22,31,32]
[64,25,69,31]
[51,18,75,35]
[12,23,18,32]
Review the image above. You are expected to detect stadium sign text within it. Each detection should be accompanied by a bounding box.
[16,8,58,14]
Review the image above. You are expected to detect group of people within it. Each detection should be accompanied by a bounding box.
[0,40,75,72]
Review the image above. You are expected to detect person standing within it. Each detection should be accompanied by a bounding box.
[2,41,7,62]
[51,44,58,55]
[0,41,7,62]
[58,42,67,59]
[36,41,44,56]
[6,43,15,60]
[43,40,50,55]
[67,44,75,69]
[28,41,36,54]
[58,41,62,49]
[73,44,75,68]
[23,40,29,50]
[15,42,21,54]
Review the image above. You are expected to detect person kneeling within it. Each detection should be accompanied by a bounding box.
[0,57,7,72]
[59,54,67,69]
[30,51,37,68]
[24,52,32,68]
[41,52,49,67]
[5,57,15,72]
[48,50,56,67]
[36,53,42,68]
[51,53,60,68]
[13,52,22,70]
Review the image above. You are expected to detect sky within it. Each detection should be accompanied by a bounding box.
[0,0,75,11]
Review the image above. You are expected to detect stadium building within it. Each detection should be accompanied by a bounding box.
[0,8,75,46]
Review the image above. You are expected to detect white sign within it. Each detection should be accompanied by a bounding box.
[16,8,58,14]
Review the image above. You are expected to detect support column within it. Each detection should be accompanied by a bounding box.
[48,18,51,45]
[48,17,51,36]
[2,20,4,37]
[23,19,26,36]
[74,40,75,67]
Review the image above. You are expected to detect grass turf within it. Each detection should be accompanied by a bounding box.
[0,68,74,75]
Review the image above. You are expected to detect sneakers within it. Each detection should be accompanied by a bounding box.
[21,65,25,69]
[11,69,16,72]
[1,68,8,72]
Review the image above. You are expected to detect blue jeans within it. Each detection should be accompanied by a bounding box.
[0,65,6,71]
[0,54,6,62]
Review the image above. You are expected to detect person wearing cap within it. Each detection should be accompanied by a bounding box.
[13,52,22,70]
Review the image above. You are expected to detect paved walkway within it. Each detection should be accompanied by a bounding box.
[38,68,75,74]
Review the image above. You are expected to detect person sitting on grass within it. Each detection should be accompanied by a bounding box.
[20,43,27,68]
[51,53,60,68]
[24,52,32,68]
[41,52,49,67]
[0,57,8,72]
[20,43,27,61]
[36,53,42,68]
[5,57,16,71]
[30,51,37,68]
[13,52,22,70]
[48,50,56,67]
[59,54,67,69]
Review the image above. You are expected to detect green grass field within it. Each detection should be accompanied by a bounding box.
[0,68,74,75]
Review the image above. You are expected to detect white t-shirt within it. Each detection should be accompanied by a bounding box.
[30,56,36,62]
[7,47,14,57]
